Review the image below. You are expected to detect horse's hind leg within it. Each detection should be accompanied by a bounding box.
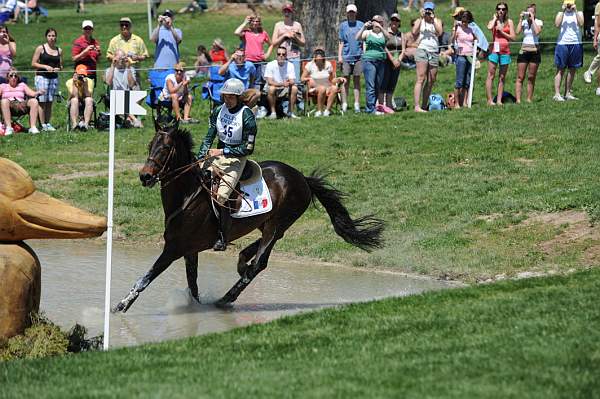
[185,253,199,302]
[237,239,261,277]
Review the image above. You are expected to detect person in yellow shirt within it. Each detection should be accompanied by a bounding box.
[107,17,149,88]
[66,64,95,131]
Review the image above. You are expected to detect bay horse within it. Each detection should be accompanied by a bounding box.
[113,121,384,313]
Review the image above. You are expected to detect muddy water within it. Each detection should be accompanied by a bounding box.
[30,239,453,347]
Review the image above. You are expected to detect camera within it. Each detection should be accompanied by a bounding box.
[364,21,373,29]
[77,75,85,81]
[424,10,433,16]
[521,11,530,18]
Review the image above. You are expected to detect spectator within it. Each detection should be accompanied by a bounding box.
[32,27,62,132]
[554,0,584,101]
[0,25,15,83]
[451,10,475,108]
[301,48,345,117]
[151,9,182,70]
[107,17,149,88]
[438,21,454,66]
[0,68,42,135]
[402,19,419,68]
[403,0,424,12]
[583,0,600,94]
[382,13,405,111]
[453,7,489,54]
[209,38,228,64]
[486,2,516,106]
[338,4,364,113]
[72,20,101,85]
[263,46,299,119]
[178,0,206,14]
[234,15,271,89]
[218,48,260,108]
[158,62,195,123]
[515,4,543,104]
[271,3,305,83]
[191,44,211,79]
[66,64,94,131]
[15,0,46,22]
[105,49,141,128]
[0,0,16,24]
[412,2,443,112]
[356,15,389,115]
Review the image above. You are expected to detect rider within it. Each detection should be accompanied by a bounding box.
[197,78,257,251]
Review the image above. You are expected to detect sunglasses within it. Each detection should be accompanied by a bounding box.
[120,23,130,28]
[175,69,184,73]
[83,27,93,30]
[496,7,506,11]
[8,73,17,78]
[276,52,286,56]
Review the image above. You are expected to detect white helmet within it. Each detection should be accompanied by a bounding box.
[221,78,245,96]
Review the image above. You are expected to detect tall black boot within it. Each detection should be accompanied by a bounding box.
[213,206,231,251]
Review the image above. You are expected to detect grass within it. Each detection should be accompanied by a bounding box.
[2,268,600,397]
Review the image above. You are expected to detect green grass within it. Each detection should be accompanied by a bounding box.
[1,0,600,282]
[2,268,599,398]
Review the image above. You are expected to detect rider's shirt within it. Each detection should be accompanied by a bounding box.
[198,103,257,158]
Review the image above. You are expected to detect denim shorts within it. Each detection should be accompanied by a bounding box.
[554,44,583,69]
[488,53,511,65]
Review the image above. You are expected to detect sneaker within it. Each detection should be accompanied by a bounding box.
[323,109,331,117]
[28,127,40,134]
[354,104,361,113]
[4,126,13,136]
[289,113,300,119]
[381,104,395,114]
[80,123,89,132]
[596,88,600,96]
[564,93,578,101]
[375,104,385,113]
[42,123,56,132]
[553,94,565,102]
[256,106,268,119]
[584,70,593,84]
[314,110,322,117]
[374,111,384,116]
[341,102,348,112]
[267,113,277,120]
[78,120,86,129]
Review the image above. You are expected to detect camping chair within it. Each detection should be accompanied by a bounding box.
[301,59,343,117]
[147,68,200,124]
[201,65,226,111]
[62,93,100,132]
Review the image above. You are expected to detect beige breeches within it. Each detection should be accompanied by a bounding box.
[206,155,247,204]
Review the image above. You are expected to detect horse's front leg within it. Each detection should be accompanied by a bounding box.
[185,253,199,302]
[113,249,179,313]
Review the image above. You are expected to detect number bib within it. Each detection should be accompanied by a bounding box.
[216,105,248,145]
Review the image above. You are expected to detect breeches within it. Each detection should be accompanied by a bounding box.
[206,155,247,204]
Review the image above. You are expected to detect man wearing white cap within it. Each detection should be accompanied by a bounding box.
[338,3,364,113]
[72,20,101,84]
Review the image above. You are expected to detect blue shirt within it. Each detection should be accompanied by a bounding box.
[223,61,256,89]
[339,20,364,63]
[469,22,489,52]
[153,26,182,69]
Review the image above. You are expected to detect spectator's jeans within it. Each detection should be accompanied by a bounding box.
[455,55,471,89]
[252,61,265,89]
[363,59,385,113]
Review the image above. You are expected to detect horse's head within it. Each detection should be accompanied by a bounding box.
[139,119,180,188]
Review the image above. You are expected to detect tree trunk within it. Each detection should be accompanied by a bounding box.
[295,0,397,58]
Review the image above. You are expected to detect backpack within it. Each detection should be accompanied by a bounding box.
[428,94,445,111]
[393,96,408,111]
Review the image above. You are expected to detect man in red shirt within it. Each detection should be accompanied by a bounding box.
[72,20,101,85]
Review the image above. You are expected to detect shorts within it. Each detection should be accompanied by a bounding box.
[554,44,583,69]
[488,53,512,65]
[517,50,541,64]
[415,48,439,67]
[240,88,260,108]
[9,100,30,116]
[265,85,293,98]
[342,60,363,76]
[35,76,59,103]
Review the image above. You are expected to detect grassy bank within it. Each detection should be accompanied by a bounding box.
[1,0,600,283]
[2,268,599,397]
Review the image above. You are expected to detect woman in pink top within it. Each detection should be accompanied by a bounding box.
[0,69,42,135]
[450,10,475,108]
[235,15,271,88]
[0,25,15,82]
[485,2,516,105]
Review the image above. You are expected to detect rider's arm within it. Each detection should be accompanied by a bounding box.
[197,107,219,158]
[225,107,256,157]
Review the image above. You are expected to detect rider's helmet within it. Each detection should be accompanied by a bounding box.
[220,78,245,96]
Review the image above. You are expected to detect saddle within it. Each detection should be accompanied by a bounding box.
[210,160,262,213]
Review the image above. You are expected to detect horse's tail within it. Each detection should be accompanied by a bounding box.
[305,171,385,252]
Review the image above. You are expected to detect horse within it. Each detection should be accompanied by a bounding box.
[113,121,385,313]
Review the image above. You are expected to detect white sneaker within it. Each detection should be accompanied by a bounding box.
[289,113,300,119]
[374,111,384,116]
[314,110,322,117]
[354,103,361,113]
[4,126,13,136]
[78,120,86,129]
[323,109,331,117]
[584,70,592,84]
[341,102,348,112]
[267,113,277,120]
[596,88,600,96]
[28,127,40,134]
[565,93,578,101]
[256,106,268,119]
[553,94,565,102]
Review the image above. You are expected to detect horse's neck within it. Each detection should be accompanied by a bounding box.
[160,153,207,217]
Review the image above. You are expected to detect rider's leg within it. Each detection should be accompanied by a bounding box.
[212,156,246,251]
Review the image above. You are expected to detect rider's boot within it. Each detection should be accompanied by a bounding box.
[213,205,231,251]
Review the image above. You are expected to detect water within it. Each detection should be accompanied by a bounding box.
[30,239,453,347]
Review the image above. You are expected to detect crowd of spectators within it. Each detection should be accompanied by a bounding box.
[1,0,599,135]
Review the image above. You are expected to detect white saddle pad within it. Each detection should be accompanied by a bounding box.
[231,177,273,219]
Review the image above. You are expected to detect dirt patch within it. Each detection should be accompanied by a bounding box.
[476,213,504,222]
[515,158,535,166]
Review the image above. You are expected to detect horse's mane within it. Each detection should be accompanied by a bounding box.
[172,126,195,155]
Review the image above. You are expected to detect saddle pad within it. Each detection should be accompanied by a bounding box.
[231,177,273,219]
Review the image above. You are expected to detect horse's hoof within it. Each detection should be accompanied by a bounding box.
[214,297,234,309]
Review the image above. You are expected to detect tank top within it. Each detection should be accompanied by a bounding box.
[0,45,13,78]
[362,31,386,61]
[455,25,475,56]
[386,29,402,52]
[557,11,581,45]
[521,19,543,51]
[275,21,302,59]
[492,22,511,55]
[418,20,438,53]
[36,44,61,79]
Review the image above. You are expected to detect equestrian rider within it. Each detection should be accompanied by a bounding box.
[197,78,257,251]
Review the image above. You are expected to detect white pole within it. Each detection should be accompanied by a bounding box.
[467,40,478,108]
[103,90,116,351]
[24,3,28,25]
[147,0,153,40]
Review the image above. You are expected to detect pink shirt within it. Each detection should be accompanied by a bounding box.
[242,30,269,62]
[455,25,475,56]
[0,82,27,101]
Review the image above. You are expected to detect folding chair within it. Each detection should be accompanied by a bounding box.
[301,59,343,117]
[201,65,225,111]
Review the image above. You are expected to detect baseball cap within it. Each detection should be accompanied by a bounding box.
[162,9,174,17]
[346,4,357,13]
[282,3,294,12]
[119,17,132,24]
[423,1,435,10]
[452,7,465,17]
[82,20,93,28]
[390,13,400,21]
[75,64,88,76]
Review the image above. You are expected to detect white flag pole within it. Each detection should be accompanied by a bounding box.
[147,0,153,40]
[24,4,29,25]
[467,40,478,108]
[103,90,117,351]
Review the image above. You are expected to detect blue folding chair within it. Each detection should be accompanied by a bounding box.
[201,65,225,111]
[146,68,174,120]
